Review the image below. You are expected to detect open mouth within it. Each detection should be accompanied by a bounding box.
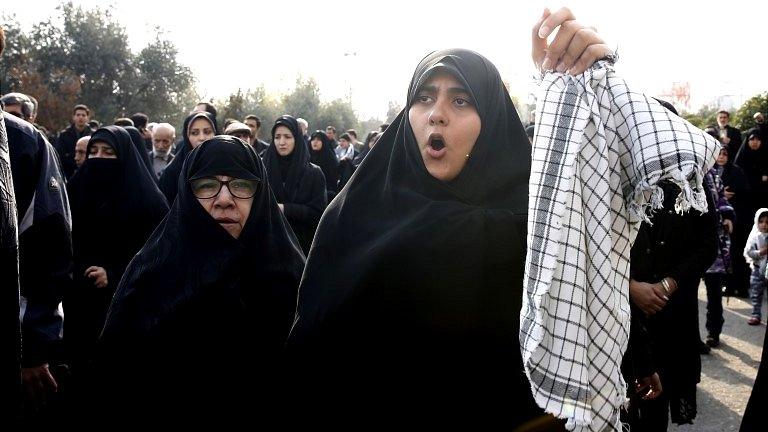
[428,133,446,151]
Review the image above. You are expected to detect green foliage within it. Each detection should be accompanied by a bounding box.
[123,33,197,128]
[1,2,197,132]
[682,105,719,130]
[217,78,365,141]
[281,77,321,122]
[386,101,402,123]
[359,117,384,137]
[733,93,768,131]
[316,99,359,134]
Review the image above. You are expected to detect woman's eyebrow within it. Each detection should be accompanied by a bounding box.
[417,84,468,95]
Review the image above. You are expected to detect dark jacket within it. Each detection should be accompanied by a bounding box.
[7,114,72,368]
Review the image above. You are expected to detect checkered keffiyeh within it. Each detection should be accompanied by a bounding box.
[521,61,719,431]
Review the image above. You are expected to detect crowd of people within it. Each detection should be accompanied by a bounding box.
[1,7,767,432]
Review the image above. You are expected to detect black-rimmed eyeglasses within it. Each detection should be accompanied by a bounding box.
[190,177,260,199]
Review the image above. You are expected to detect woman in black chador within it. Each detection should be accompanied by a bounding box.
[158,111,217,204]
[65,126,168,375]
[287,48,560,427]
[96,136,305,425]
[309,130,339,201]
[263,115,326,253]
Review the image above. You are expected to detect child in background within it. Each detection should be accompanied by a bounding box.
[744,208,768,325]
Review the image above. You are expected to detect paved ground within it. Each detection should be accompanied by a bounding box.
[672,284,766,431]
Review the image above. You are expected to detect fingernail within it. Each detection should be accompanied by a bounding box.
[541,58,552,71]
[538,26,550,38]
[556,62,567,73]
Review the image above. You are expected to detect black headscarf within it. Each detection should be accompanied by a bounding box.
[158,111,218,204]
[309,130,339,194]
[124,125,154,179]
[287,49,541,424]
[97,136,305,423]
[66,125,168,369]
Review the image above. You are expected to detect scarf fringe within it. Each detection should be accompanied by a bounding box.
[628,168,708,224]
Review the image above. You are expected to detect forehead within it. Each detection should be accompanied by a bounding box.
[418,70,465,90]
[275,125,293,135]
[90,140,113,149]
[190,118,212,129]
[245,120,257,126]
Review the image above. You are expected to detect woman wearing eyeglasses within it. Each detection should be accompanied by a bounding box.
[263,115,327,253]
[94,136,305,426]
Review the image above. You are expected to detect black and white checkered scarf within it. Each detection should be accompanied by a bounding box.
[521,60,719,431]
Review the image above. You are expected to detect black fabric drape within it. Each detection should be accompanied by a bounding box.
[263,116,326,253]
[287,49,543,425]
[158,112,218,205]
[65,126,168,373]
[124,126,155,180]
[309,130,339,199]
[741,325,768,431]
[95,136,305,425]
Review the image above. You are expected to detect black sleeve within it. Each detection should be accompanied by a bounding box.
[623,302,655,380]
[19,212,72,366]
[668,187,719,284]
[283,168,327,226]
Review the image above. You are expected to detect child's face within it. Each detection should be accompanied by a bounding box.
[759,216,768,233]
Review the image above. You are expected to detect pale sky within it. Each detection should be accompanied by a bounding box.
[5,0,766,120]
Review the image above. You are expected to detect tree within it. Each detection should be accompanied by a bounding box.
[359,117,384,137]
[316,99,359,134]
[121,33,198,128]
[282,77,321,125]
[386,101,402,123]
[1,2,197,132]
[733,93,768,131]
[682,105,718,130]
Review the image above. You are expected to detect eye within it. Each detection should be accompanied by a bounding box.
[230,179,256,193]
[415,94,432,104]
[454,97,472,107]
[192,178,219,192]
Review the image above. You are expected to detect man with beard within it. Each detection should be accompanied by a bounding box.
[149,123,175,179]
